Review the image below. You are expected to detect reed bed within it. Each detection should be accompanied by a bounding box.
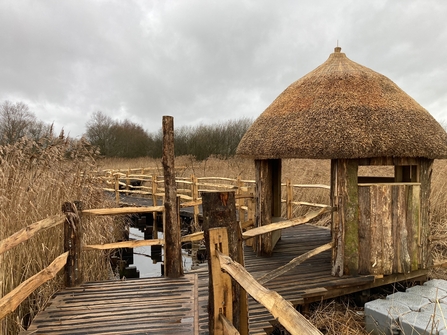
[0,137,121,335]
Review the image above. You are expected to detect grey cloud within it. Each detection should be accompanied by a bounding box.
[0,0,445,138]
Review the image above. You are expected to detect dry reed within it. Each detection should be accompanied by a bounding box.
[0,137,121,334]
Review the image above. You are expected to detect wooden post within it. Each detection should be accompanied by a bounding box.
[245,185,255,248]
[207,227,233,335]
[191,174,200,232]
[62,201,83,287]
[419,158,433,268]
[114,174,120,206]
[286,178,293,220]
[255,159,281,256]
[331,159,359,276]
[162,115,183,278]
[203,191,249,335]
[236,176,244,224]
[152,174,158,237]
[126,169,130,194]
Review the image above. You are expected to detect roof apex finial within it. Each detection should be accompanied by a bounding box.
[334,46,342,53]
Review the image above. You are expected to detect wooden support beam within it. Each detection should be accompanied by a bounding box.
[203,192,249,335]
[258,242,334,285]
[82,206,164,216]
[217,251,322,335]
[162,115,183,278]
[181,231,204,242]
[242,208,329,239]
[62,201,83,287]
[83,239,164,250]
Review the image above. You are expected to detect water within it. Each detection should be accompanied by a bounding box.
[129,227,193,277]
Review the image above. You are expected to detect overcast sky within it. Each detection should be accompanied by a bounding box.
[1,0,446,138]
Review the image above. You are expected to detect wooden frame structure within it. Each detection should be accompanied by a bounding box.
[251,156,433,280]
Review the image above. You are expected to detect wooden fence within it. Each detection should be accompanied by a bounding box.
[99,168,330,226]
[0,167,331,333]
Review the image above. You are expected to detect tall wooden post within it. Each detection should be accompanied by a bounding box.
[203,191,249,335]
[62,201,83,287]
[151,174,158,237]
[114,174,120,206]
[162,116,183,278]
[255,159,281,256]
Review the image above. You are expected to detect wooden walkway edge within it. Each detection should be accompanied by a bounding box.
[22,275,199,335]
[22,225,427,335]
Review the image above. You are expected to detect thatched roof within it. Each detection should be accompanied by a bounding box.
[237,47,447,159]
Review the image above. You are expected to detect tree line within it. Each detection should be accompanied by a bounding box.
[0,101,253,160]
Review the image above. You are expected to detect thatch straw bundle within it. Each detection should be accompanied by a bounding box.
[237,47,447,159]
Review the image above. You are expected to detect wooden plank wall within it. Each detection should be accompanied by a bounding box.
[358,184,421,275]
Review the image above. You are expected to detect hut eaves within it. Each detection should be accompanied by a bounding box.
[237,47,447,160]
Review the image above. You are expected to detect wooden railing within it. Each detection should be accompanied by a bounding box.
[201,192,330,335]
[98,168,330,227]
[0,216,67,320]
[0,172,331,332]
[0,202,165,321]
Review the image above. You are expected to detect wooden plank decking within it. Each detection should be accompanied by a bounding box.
[21,275,199,335]
[22,224,427,335]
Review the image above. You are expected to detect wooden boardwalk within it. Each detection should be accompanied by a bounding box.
[22,224,427,335]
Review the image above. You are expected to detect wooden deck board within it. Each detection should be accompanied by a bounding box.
[23,224,427,335]
[21,274,199,335]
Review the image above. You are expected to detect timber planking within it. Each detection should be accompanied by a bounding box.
[23,224,427,335]
[21,275,199,335]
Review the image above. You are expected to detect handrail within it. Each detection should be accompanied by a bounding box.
[82,206,164,216]
[215,246,322,335]
[0,215,65,256]
[84,238,164,250]
[0,251,69,320]
[242,207,330,239]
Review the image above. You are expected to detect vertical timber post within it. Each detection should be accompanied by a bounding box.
[162,115,183,278]
[152,174,158,237]
[114,174,120,206]
[62,201,83,287]
[286,178,293,220]
[255,159,281,256]
[203,191,249,335]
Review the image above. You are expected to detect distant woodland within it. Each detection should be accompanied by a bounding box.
[0,101,253,160]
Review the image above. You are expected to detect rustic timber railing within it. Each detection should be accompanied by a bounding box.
[200,191,331,335]
[0,202,165,321]
[0,194,333,334]
[99,167,330,227]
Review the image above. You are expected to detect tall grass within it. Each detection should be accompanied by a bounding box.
[0,137,120,335]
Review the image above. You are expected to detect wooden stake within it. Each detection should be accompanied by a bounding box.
[162,116,183,278]
[203,192,249,335]
[207,228,233,335]
[62,201,83,287]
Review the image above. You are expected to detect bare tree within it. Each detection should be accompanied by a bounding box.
[85,111,115,156]
[0,101,37,145]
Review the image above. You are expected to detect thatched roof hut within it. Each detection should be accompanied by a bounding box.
[237,47,447,159]
[237,47,447,278]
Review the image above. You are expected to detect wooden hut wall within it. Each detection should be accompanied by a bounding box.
[358,183,421,275]
[331,157,432,277]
